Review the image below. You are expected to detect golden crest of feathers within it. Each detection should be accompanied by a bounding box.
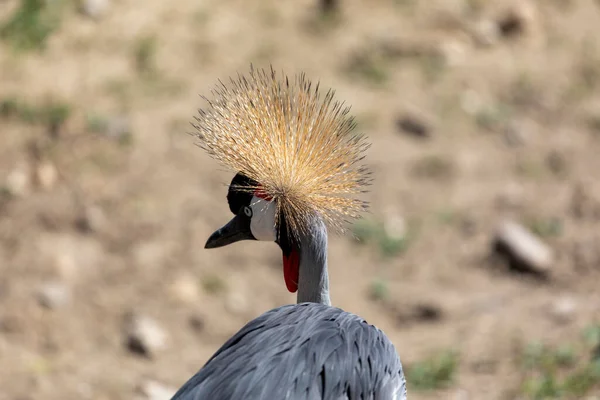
[192,66,372,235]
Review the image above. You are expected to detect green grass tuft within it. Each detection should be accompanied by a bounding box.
[377,234,409,258]
[368,278,389,302]
[134,35,158,76]
[352,217,414,259]
[527,217,563,239]
[406,350,458,391]
[519,325,600,399]
[0,96,71,128]
[201,274,226,295]
[411,155,455,180]
[352,217,381,244]
[0,0,67,51]
[344,50,389,87]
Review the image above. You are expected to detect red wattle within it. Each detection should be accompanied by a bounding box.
[282,249,299,293]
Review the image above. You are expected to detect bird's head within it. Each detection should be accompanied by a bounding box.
[205,173,278,249]
[205,172,299,292]
[195,66,372,293]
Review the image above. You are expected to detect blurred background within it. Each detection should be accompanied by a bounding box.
[1,0,600,399]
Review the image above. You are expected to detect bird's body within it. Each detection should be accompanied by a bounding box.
[172,66,406,400]
[172,303,405,400]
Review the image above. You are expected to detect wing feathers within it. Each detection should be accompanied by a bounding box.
[171,303,406,400]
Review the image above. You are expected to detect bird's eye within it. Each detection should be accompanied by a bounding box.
[243,206,252,217]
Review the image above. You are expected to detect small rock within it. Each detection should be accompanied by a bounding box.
[460,89,485,116]
[0,315,22,333]
[0,280,8,301]
[123,313,168,358]
[35,161,58,190]
[54,253,78,283]
[225,291,248,315]
[453,388,470,400]
[493,220,554,275]
[546,150,568,177]
[320,0,338,14]
[472,19,500,47]
[573,239,600,272]
[495,184,524,211]
[411,155,455,180]
[107,116,131,141]
[571,184,587,219]
[383,213,407,241]
[395,302,444,325]
[76,382,93,399]
[5,163,31,197]
[497,13,522,38]
[80,0,110,20]
[496,1,538,40]
[460,215,477,237]
[168,274,200,304]
[413,303,443,322]
[570,183,600,220]
[188,314,206,333]
[133,240,174,271]
[75,205,107,234]
[37,282,71,309]
[438,39,468,67]
[137,380,177,400]
[38,233,103,282]
[503,121,528,147]
[396,113,432,139]
[549,297,578,324]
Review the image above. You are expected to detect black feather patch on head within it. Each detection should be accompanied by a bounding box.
[227,172,296,254]
[227,173,258,215]
[276,210,294,256]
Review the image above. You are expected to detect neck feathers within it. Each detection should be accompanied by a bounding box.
[295,215,331,306]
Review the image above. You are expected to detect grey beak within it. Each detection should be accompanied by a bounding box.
[205,214,255,249]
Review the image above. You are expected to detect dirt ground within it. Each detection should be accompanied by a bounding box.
[1,0,600,399]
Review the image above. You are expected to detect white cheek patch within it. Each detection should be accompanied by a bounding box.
[249,195,277,241]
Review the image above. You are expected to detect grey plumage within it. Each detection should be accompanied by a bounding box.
[170,194,407,400]
[175,69,407,400]
[171,303,406,400]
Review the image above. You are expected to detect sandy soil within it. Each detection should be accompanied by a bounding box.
[1,0,600,399]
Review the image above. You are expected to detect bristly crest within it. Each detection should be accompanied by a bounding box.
[192,65,372,236]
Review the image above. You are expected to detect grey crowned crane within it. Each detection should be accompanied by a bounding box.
[171,67,407,400]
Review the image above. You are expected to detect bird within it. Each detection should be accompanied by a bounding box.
[170,66,407,400]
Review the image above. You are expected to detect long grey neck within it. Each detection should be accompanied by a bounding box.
[296,215,331,306]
